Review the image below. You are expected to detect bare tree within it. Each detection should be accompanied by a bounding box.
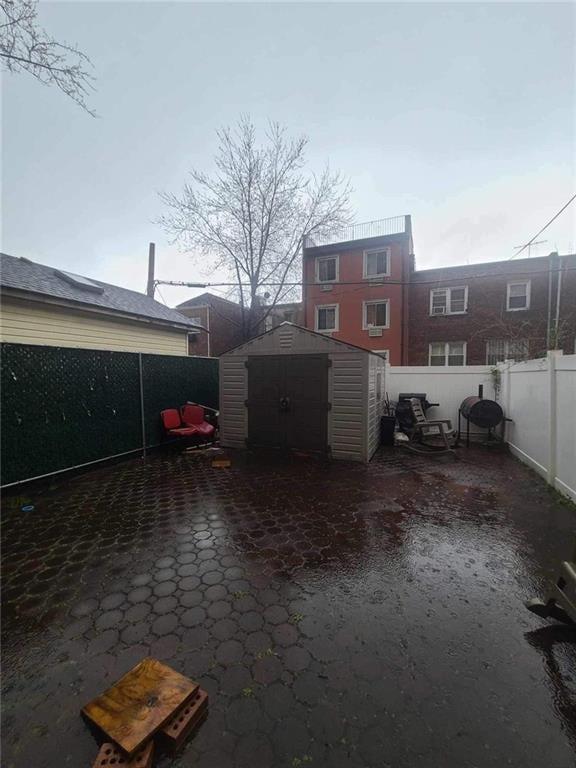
[160,117,352,339]
[1,0,95,115]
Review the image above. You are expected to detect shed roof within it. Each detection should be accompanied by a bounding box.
[222,322,386,358]
[0,252,198,330]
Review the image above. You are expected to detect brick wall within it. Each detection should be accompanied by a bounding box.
[302,232,412,364]
[178,294,244,357]
[407,254,576,365]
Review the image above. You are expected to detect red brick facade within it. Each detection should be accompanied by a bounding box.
[177,293,243,357]
[407,253,576,365]
[302,219,414,364]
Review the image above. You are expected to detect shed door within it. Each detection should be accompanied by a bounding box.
[247,354,328,451]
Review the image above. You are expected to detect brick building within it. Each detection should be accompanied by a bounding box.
[177,293,243,357]
[302,216,414,364]
[262,301,304,331]
[407,252,576,365]
[177,223,575,365]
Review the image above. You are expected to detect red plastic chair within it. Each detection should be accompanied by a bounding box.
[180,404,215,437]
[160,409,201,437]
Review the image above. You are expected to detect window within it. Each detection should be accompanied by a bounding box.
[54,269,104,294]
[429,341,466,366]
[507,281,530,311]
[316,255,339,283]
[363,248,390,278]
[429,286,468,315]
[363,300,389,329]
[315,304,338,332]
[188,316,204,333]
[486,339,529,365]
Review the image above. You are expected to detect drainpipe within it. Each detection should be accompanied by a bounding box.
[553,257,563,349]
[302,238,307,329]
[401,215,413,365]
[546,254,553,349]
[206,306,211,357]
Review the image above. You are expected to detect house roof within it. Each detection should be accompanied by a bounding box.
[0,253,197,330]
[177,292,240,310]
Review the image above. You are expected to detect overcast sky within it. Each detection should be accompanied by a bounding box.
[2,1,575,307]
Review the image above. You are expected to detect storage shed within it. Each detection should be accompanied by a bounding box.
[219,323,387,462]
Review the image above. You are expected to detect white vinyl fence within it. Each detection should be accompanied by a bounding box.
[387,353,576,502]
[499,352,576,502]
[386,365,496,428]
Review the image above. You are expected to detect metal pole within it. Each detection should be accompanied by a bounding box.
[146,243,156,297]
[138,353,146,458]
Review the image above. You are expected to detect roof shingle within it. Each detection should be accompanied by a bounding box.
[0,253,196,329]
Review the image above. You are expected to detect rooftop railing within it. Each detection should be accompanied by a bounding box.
[303,215,408,249]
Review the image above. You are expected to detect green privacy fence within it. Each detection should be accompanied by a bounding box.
[1,343,219,486]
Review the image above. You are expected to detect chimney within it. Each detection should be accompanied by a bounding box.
[146,243,155,297]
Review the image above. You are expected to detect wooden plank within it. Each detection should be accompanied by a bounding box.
[82,658,197,756]
[92,741,154,768]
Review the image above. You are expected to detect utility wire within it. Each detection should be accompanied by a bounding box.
[156,264,576,291]
[510,193,576,259]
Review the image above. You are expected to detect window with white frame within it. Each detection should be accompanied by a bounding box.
[429,286,468,315]
[315,304,338,332]
[316,255,339,283]
[506,280,530,310]
[188,316,204,333]
[429,341,466,366]
[363,300,389,329]
[363,248,390,279]
[486,339,529,365]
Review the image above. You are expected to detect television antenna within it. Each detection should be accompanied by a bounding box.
[513,240,547,258]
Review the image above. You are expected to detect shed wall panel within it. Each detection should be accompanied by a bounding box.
[219,357,248,447]
[367,354,386,459]
[330,352,365,461]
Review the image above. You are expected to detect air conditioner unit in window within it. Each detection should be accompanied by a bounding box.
[320,284,333,292]
[368,328,383,337]
[431,306,446,315]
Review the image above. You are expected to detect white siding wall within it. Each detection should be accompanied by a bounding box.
[367,354,387,460]
[329,352,366,461]
[219,356,248,448]
[0,297,189,355]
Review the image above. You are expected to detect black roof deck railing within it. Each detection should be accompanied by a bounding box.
[303,215,409,249]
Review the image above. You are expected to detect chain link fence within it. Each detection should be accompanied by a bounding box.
[1,344,219,486]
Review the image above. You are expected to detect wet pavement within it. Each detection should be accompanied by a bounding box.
[2,445,576,768]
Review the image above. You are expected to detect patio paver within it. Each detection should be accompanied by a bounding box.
[2,446,575,767]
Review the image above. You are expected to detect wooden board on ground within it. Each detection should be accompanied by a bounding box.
[92,741,154,768]
[160,687,209,753]
[82,658,197,756]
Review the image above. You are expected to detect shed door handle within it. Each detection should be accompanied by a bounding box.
[279,396,290,412]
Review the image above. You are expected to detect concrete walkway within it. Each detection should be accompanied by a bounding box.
[2,445,575,767]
